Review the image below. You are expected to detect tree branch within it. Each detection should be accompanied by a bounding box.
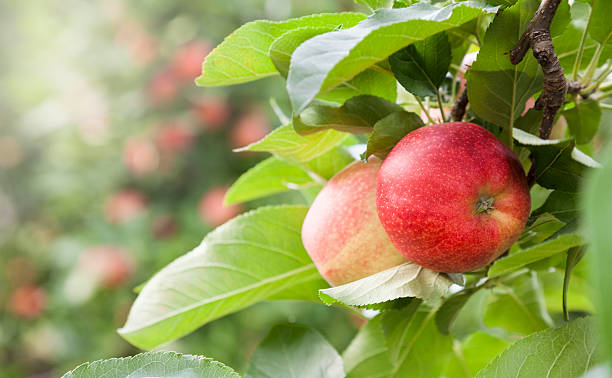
[450,87,469,122]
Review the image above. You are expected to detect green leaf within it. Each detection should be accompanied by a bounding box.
[583,143,612,363]
[61,352,239,378]
[270,27,334,78]
[287,2,499,113]
[355,0,394,11]
[304,142,357,179]
[488,233,586,278]
[118,206,327,349]
[563,246,588,321]
[435,288,479,335]
[365,111,424,159]
[317,68,399,106]
[467,0,542,135]
[513,128,601,192]
[389,32,451,98]
[444,332,510,378]
[564,99,602,145]
[245,324,344,378]
[531,190,579,224]
[319,262,453,307]
[293,95,404,135]
[342,316,394,377]
[196,13,365,87]
[238,124,349,163]
[484,272,553,335]
[540,269,594,314]
[590,0,612,45]
[382,305,453,377]
[476,317,602,378]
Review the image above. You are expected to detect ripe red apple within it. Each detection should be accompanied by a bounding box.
[376,122,530,273]
[171,40,212,82]
[79,245,135,288]
[154,122,194,153]
[8,285,47,319]
[148,68,179,106]
[123,136,159,175]
[192,96,231,131]
[104,190,148,225]
[301,158,408,286]
[198,186,242,227]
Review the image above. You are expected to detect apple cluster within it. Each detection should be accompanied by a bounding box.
[302,122,530,285]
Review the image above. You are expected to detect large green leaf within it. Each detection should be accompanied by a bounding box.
[62,352,239,378]
[245,324,344,378]
[238,124,348,163]
[355,0,394,11]
[319,262,453,307]
[467,0,542,135]
[513,128,601,192]
[590,0,612,45]
[484,272,553,336]
[435,288,480,335]
[444,332,510,378]
[563,100,602,145]
[343,316,393,378]
[583,143,612,363]
[287,2,499,113]
[365,111,424,159]
[118,206,327,349]
[476,317,602,378]
[389,32,451,98]
[531,190,579,224]
[196,13,365,86]
[270,27,334,78]
[488,233,586,278]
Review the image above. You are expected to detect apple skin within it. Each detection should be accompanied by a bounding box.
[302,158,408,286]
[376,122,530,273]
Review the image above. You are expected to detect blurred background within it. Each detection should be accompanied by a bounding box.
[0,1,364,376]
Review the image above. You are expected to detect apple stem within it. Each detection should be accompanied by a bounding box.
[474,196,495,215]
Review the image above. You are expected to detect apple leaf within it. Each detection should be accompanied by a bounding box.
[513,128,601,192]
[245,324,344,378]
[563,99,602,145]
[61,352,239,378]
[342,316,394,377]
[476,317,602,377]
[583,143,612,363]
[293,95,404,135]
[389,31,451,98]
[531,190,579,224]
[589,0,612,45]
[118,206,327,350]
[354,0,394,11]
[287,2,499,113]
[467,0,542,135]
[237,124,348,163]
[435,288,480,335]
[270,27,334,78]
[196,13,365,87]
[483,272,553,336]
[318,262,453,307]
[488,233,586,278]
[444,332,510,378]
[365,111,424,159]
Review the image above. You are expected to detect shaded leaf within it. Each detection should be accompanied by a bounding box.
[435,288,479,335]
[476,317,602,377]
[564,99,602,145]
[531,190,579,224]
[245,324,344,378]
[365,110,424,159]
[287,2,499,113]
[342,316,394,378]
[444,332,510,378]
[62,352,238,378]
[319,262,453,307]
[590,0,612,45]
[563,246,588,321]
[118,206,327,349]
[270,27,333,78]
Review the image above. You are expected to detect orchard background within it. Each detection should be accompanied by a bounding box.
[1,0,612,377]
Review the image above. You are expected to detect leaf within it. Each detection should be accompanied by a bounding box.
[287,2,499,113]
[319,262,453,307]
[488,233,586,278]
[238,124,348,163]
[118,206,327,349]
[583,143,612,363]
[365,111,424,159]
[389,32,451,98]
[590,0,612,45]
[564,99,602,145]
[484,271,553,335]
[513,128,601,192]
[476,317,602,378]
[293,95,404,135]
[342,316,394,378]
[61,352,239,378]
[381,305,453,377]
[245,324,344,378]
[355,0,394,11]
[196,13,365,87]
[435,288,479,335]
[444,332,511,378]
[467,0,542,135]
[270,27,334,78]
[531,190,579,224]
[563,246,588,321]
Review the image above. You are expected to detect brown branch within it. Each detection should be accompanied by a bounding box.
[509,0,581,140]
[450,86,469,122]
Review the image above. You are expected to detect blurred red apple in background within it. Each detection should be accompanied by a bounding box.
[192,96,231,131]
[8,285,47,319]
[198,186,242,227]
[79,245,135,288]
[151,214,178,239]
[154,122,194,153]
[148,68,179,106]
[171,40,212,81]
[230,108,271,149]
[377,122,530,273]
[123,136,160,175]
[104,190,148,225]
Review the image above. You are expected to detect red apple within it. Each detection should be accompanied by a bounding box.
[79,245,135,288]
[198,186,242,227]
[104,190,147,225]
[229,109,271,149]
[148,68,178,106]
[8,285,47,319]
[171,40,212,82]
[376,122,530,273]
[154,122,194,153]
[123,136,159,175]
[192,96,231,131]
[301,158,408,286]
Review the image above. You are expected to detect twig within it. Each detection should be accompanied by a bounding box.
[450,87,469,122]
[509,0,581,140]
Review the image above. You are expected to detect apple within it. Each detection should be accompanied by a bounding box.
[8,285,47,319]
[79,245,135,288]
[148,68,178,106]
[192,96,231,131]
[301,158,408,286]
[376,122,530,273]
[171,40,212,82]
[123,136,160,175]
[198,186,242,227]
[229,109,271,149]
[154,122,194,153]
[104,190,148,225]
